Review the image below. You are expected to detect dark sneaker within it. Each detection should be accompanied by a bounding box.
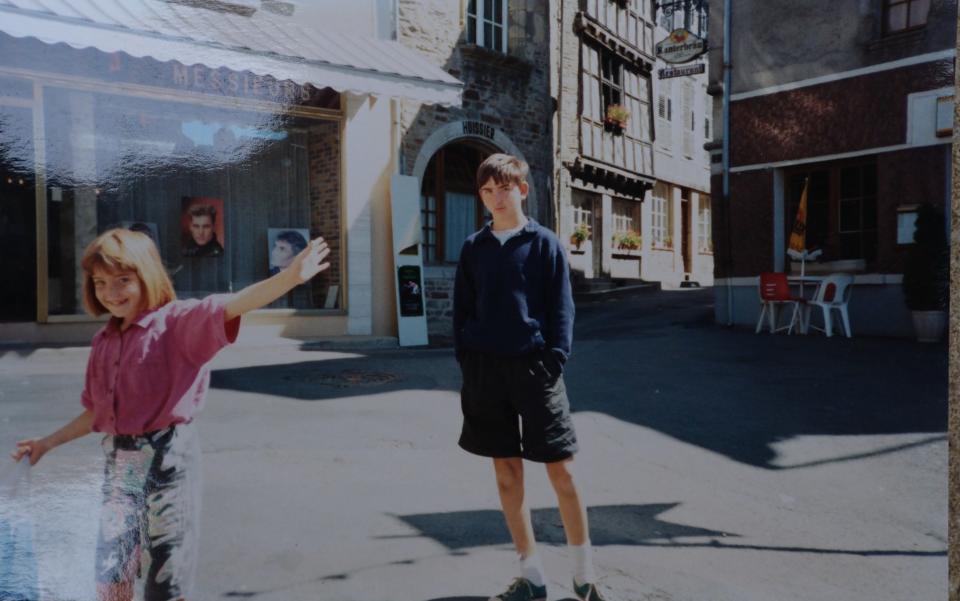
[573,579,608,601]
[488,577,547,601]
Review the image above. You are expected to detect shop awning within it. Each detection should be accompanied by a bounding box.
[0,0,462,106]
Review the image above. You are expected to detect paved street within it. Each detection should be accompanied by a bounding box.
[0,289,948,601]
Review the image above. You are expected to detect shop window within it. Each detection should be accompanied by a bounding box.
[838,164,878,261]
[883,0,930,34]
[786,162,877,263]
[467,0,508,52]
[420,143,490,264]
[42,87,342,317]
[0,103,36,321]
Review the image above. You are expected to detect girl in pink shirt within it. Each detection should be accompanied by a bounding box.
[11,228,331,601]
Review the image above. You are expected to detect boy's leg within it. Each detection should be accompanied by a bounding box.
[544,458,588,546]
[491,457,548,600]
[493,457,536,557]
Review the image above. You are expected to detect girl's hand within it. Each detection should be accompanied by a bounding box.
[11,438,51,466]
[288,237,331,284]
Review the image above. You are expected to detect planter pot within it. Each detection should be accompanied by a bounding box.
[603,120,625,135]
[911,310,947,343]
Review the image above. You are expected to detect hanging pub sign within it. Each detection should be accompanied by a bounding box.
[655,28,707,64]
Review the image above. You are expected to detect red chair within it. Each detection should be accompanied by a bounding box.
[755,272,804,334]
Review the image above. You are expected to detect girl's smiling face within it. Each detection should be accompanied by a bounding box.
[91,266,143,329]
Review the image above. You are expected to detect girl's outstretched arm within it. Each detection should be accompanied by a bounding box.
[224,237,331,322]
[12,409,94,466]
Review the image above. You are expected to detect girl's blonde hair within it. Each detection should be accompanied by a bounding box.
[81,228,176,316]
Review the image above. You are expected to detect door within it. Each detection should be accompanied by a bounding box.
[681,195,692,274]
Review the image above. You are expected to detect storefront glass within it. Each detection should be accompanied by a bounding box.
[0,32,343,322]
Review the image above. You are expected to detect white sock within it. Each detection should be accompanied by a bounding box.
[571,541,596,585]
[520,552,546,587]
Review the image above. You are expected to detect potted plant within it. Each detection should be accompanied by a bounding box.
[902,203,948,342]
[614,230,642,251]
[604,104,629,135]
[570,223,590,250]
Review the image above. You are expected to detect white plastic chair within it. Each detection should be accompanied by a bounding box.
[803,273,854,338]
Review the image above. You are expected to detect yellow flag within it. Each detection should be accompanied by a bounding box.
[788,178,808,253]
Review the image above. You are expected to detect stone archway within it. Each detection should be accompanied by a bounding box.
[410,120,536,209]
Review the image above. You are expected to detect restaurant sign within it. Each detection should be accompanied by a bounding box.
[655,28,707,64]
[658,63,706,79]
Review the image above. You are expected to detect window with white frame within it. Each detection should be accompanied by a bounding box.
[612,199,639,234]
[698,195,712,252]
[467,0,508,52]
[651,193,671,247]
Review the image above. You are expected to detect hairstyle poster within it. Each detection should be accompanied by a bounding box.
[181,197,225,258]
[268,227,310,278]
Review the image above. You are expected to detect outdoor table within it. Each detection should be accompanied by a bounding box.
[787,276,824,334]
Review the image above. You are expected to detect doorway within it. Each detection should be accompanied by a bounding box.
[419,140,496,264]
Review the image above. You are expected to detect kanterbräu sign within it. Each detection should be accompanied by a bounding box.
[656,28,707,64]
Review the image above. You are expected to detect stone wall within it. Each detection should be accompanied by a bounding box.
[397,0,554,339]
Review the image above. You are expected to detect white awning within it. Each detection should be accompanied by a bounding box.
[0,0,462,106]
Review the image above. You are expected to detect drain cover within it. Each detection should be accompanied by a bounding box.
[283,370,398,388]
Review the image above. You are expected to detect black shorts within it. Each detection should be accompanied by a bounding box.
[458,350,578,463]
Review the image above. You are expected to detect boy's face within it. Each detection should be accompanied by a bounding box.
[478,177,527,223]
[190,215,214,246]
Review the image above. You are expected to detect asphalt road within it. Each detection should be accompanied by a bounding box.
[0,288,947,600]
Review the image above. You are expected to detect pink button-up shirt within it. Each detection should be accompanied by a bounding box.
[81,294,241,435]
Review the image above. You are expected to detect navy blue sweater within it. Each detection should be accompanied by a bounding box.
[453,219,574,369]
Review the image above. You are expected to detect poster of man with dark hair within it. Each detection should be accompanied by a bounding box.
[268,228,309,277]
[181,197,225,257]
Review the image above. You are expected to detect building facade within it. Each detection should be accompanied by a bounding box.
[648,0,714,287]
[397,0,554,341]
[708,0,955,336]
[0,0,461,345]
[552,0,658,286]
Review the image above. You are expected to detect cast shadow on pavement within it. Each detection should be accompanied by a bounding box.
[388,503,944,558]
[210,298,947,471]
[385,503,730,550]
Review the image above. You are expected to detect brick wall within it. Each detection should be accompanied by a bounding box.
[308,120,341,308]
[731,61,954,167]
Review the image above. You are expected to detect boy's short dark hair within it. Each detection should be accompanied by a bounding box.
[476,153,529,191]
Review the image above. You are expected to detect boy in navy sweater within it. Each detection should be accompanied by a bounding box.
[454,154,608,601]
